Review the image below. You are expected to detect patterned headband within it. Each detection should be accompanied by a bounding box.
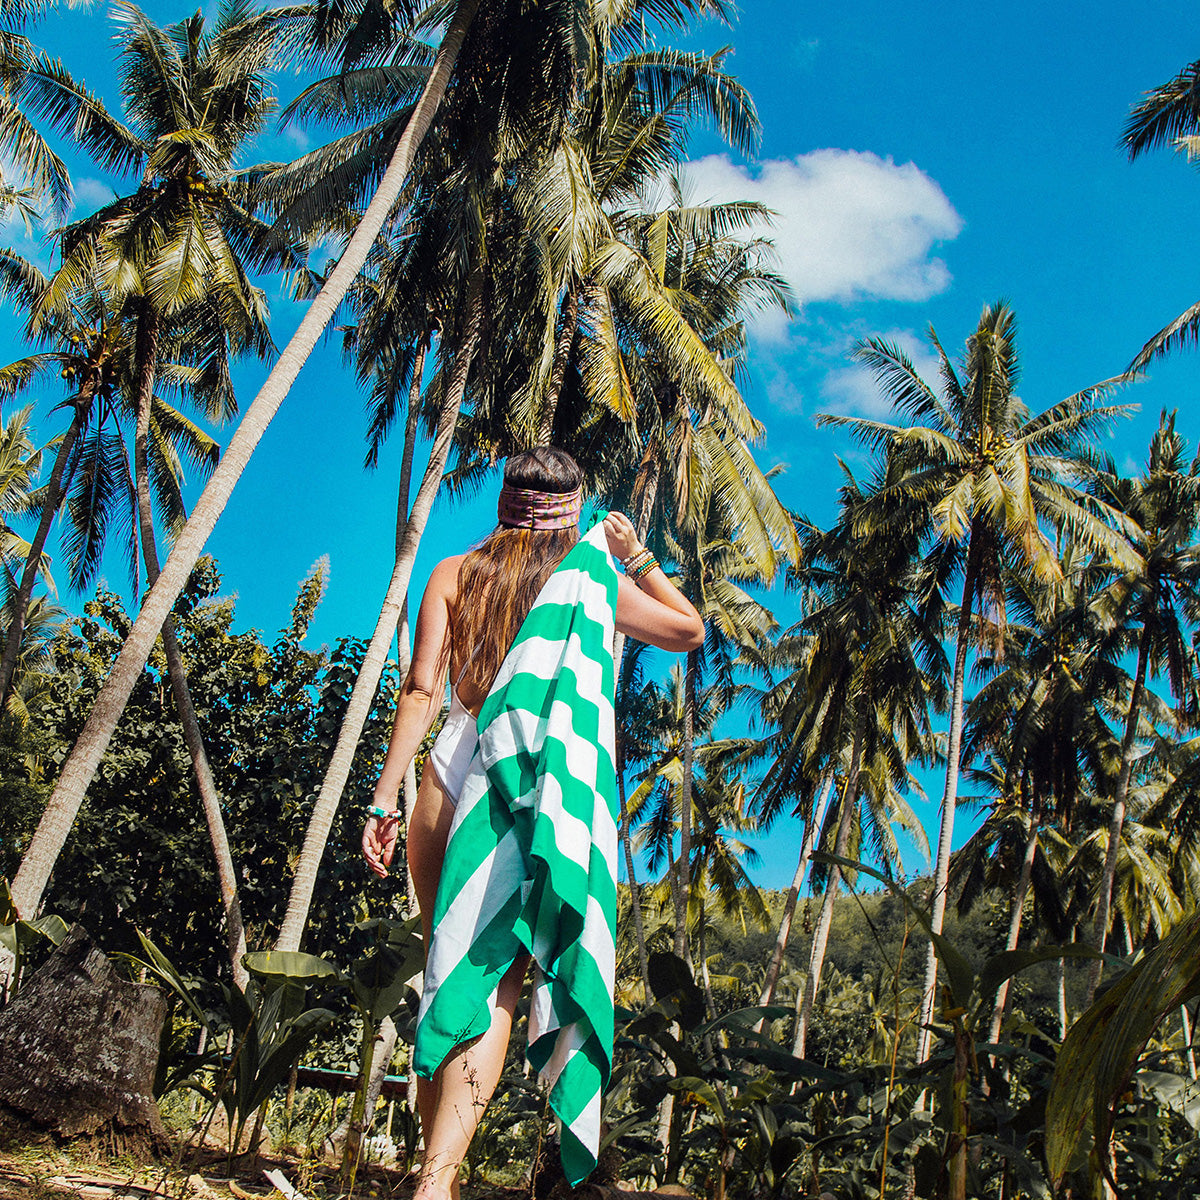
[497,484,582,530]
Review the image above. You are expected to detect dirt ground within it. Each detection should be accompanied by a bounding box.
[0,1110,677,1200]
[0,1139,528,1200]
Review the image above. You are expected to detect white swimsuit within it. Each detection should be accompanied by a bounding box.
[427,669,480,805]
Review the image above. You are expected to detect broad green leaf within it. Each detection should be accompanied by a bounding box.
[1045,905,1200,1187]
[977,944,1102,1008]
[243,950,341,985]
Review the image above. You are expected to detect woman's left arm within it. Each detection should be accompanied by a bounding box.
[362,556,459,878]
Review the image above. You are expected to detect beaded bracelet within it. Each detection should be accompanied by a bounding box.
[366,805,400,820]
[622,547,653,574]
[629,553,660,580]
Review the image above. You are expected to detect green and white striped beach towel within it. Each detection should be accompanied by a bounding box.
[413,521,618,1185]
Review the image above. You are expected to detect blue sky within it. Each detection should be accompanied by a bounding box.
[8,0,1200,887]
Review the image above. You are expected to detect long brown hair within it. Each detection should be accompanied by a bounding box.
[452,448,583,698]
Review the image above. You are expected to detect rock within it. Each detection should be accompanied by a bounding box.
[0,924,167,1146]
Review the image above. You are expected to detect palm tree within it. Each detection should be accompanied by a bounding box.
[0,404,44,581]
[625,660,724,952]
[275,263,484,950]
[272,4,780,948]
[8,0,485,922]
[750,597,837,1011]
[786,462,941,1059]
[1122,60,1200,369]
[0,0,72,222]
[13,4,320,978]
[659,512,787,962]
[521,49,763,446]
[0,268,224,706]
[615,637,670,994]
[819,300,1134,1060]
[0,588,63,730]
[959,539,1123,1040]
[1075,412,1200,1002]
[271,0,545,946]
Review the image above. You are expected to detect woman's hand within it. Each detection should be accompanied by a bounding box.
[362,813,400,880]
[603,511,640,563]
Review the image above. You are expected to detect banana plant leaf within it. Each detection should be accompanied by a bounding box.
[1045,904,1200,1188]
[0,879,68,964]
[242,950,341,987]
[348,915,423,1024]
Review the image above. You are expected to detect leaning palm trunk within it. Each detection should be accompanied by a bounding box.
[536,285,579,446]
[758,769,835,1012]
[131,307,248,989]
[793,722,864,1059]
[274,280,482,952]
[1085,624,1151,1005]
[916,553,977,1063]
[0,397,89,710]
[987,812,1039,1047]
[673,648,697,960]
[8,0,481,921]
[395,345,424,914]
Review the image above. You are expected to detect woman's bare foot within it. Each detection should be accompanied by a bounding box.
[411,1159,460,1200]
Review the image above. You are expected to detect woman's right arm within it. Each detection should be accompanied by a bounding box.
[605,511,705,653]
[362,556,459,878]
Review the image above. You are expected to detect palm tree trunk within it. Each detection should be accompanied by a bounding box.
[618,735,652,999]
[987,813,1038,1046]
[8,0,481,922]
[611,454,661,989]
[793,720,865,1059]
[536,286,579,446]
[274,279,482,952]
[633,441,660,539]
[396,343,425,915]
[0,398,87,710]
[1181,1004,1198,1082]
[916,544,978,1064]
[609,451,660,672]
[1057,930,1070,1041]
[673,648,697,961]
[1086,622,1151,1005]
[131,305,248,990]
[758,770,835,1011]
[697,917,731,1072]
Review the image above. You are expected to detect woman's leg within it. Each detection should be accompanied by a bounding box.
[412,954,529,1200]
[408,768,531,1200]
[408,770,458,1198]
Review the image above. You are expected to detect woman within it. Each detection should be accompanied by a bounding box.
[362,447,703,1200]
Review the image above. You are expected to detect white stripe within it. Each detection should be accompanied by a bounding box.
[536,1017,588,1090]
[419,826,524,1018]
[570,1089,602,1159]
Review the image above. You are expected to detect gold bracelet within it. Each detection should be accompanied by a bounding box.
[630,554,659,580]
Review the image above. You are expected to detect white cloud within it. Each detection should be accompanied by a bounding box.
[74,176,117,212]
[821,327,945,418]
[680,150,963,322]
